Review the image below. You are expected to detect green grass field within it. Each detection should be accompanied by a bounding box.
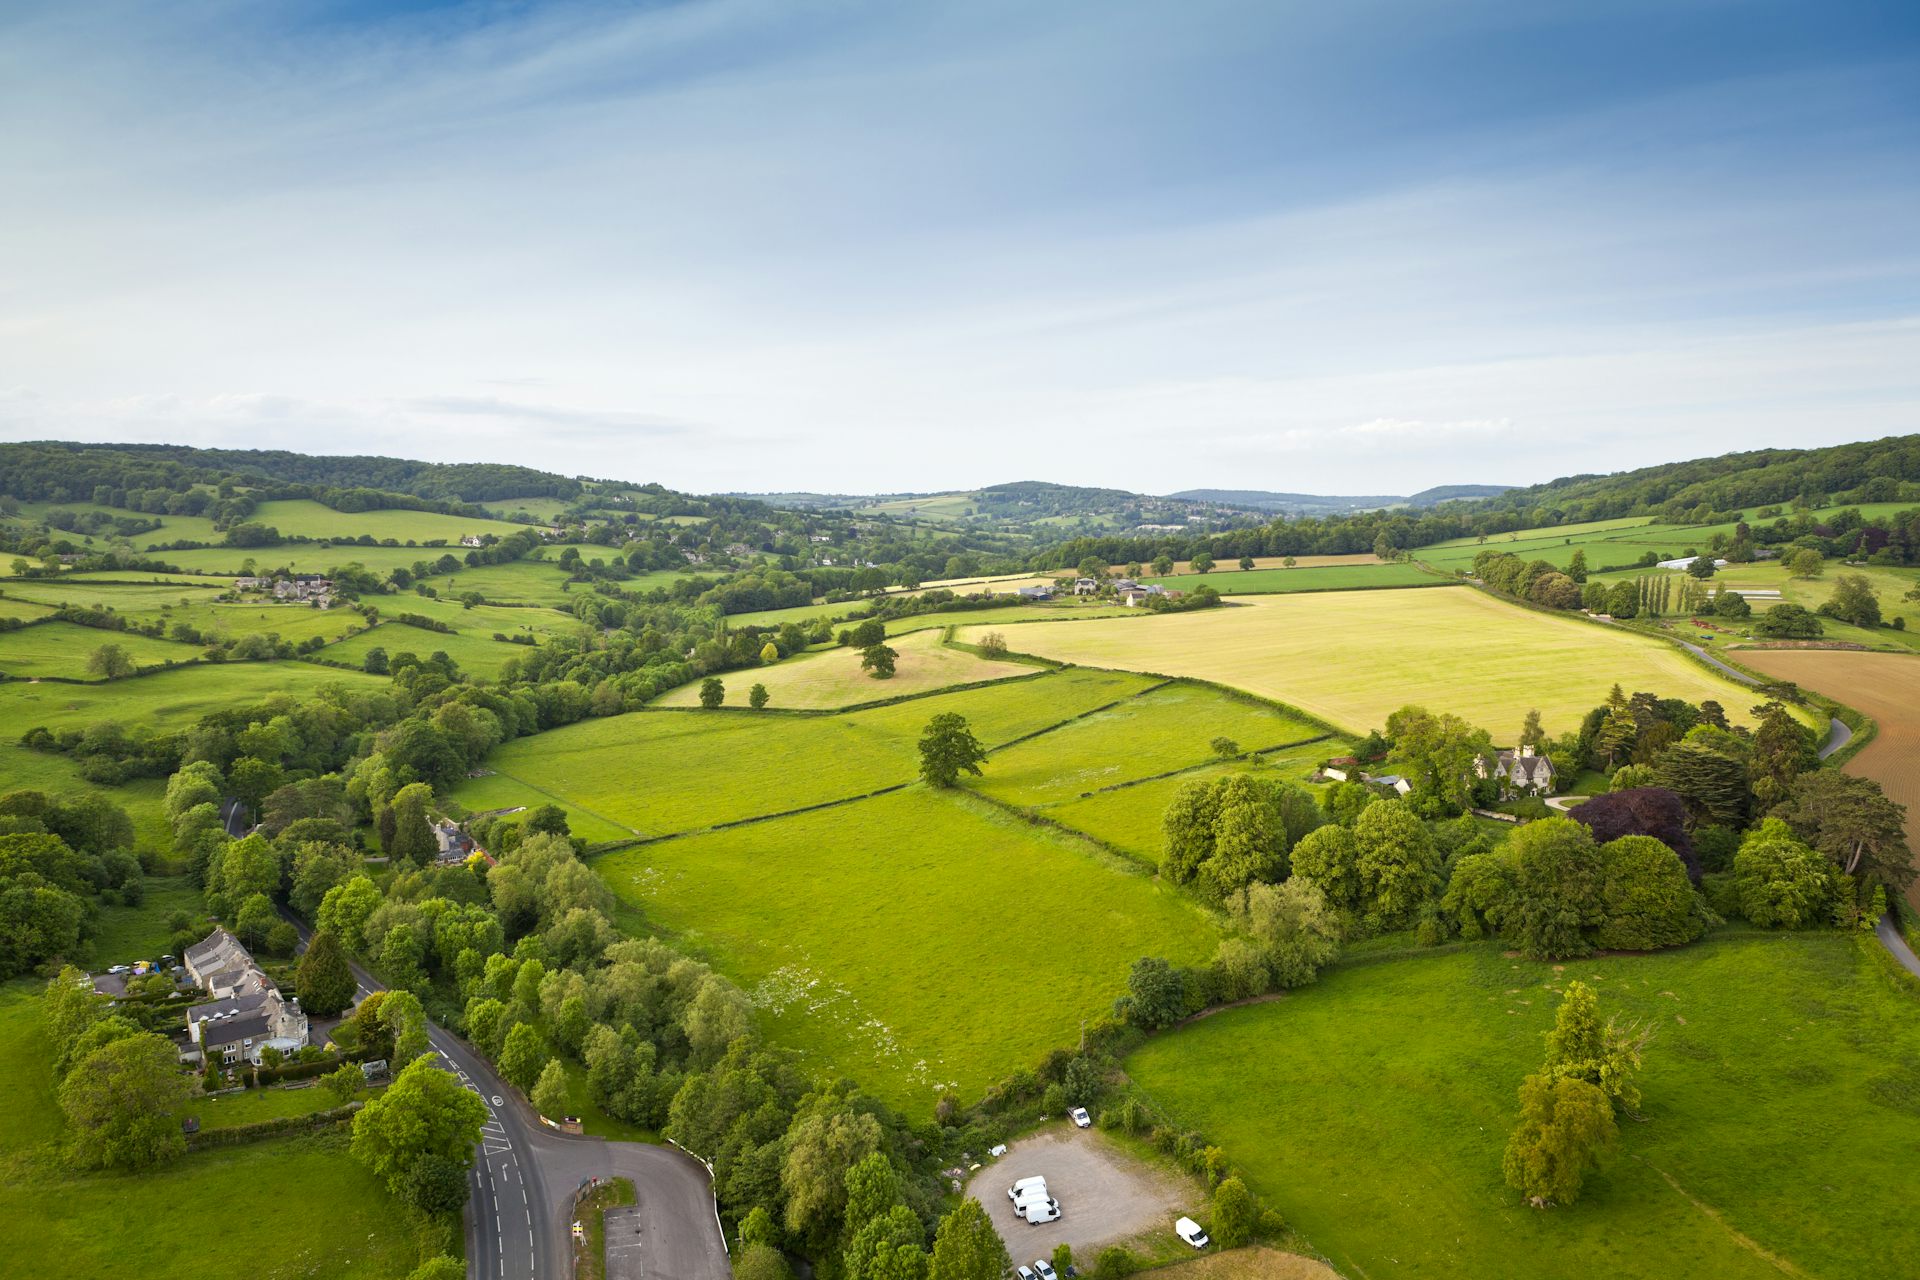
[1142,563,1449,595]
[596,787,1220,1111]
[315,619,532,679]
[973,682,1325,808]
[87,875,207,964]
[373,593,586,641]
[153,545,458,576]
[0,978,419,1279]
[0,580,228,610]
[244,498,495,544]
[1043,739,1342,867]
[435,559,586,606]
[0,622,203,679]
[652,627,1036,709]
[456,668,1155,839]
[191,1082,372,1130]
[959,589,1795,737]
[0,594,59,623]
[1588,560,1920,653]
[0,661,389,735]
[1126,934,1920,1280]
[0,745,169,856]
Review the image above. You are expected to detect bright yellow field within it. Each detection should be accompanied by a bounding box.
[652,627,1034,709]
[957,587,1783,738]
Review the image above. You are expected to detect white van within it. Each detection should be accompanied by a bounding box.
[1175,1216,1210,1248]
[1021,1196,1062,1225]
[1012,1183,1054,1213]
[1007,1175,1047,1202]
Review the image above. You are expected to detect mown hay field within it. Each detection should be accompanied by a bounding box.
[1127,935,1920,1280]
[1738,649,1920,911]
[957,588,1775,737]
[596,787,1219,1111]
[0,621,201,679]
[973,682,1325,808]
[653,627,1036,710]
[1141,562,1447,595]
[454,668,1156,839]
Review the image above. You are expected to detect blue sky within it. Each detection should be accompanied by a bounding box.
[1,0,1915,493]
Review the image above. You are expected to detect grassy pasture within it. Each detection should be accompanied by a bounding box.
[1142,563,1447,595]
[958,589,1787,737]
[0,621,203,680]
[154,545,456,576]
[652,627,1035,710]
[246,498,495,543]
[0,580,227,610]
[1127,934,1920,1280]
[0,661,389,735]
[479,496,573,521]
[316,620,531,679]
[375,594,585,642]
[973,682,1325,808]
[86,875,205,964]
[0,745,169,856]
[1134,553,1386,575]
[454,668,1156,839]
[1044,739,1342,867]
[0,594,59,623]
[596,787,1220,1111]
[436,559,584,606]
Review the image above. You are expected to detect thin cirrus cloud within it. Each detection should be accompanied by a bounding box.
[0,0,1915,493]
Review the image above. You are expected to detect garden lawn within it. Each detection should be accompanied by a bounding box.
[458,668,1157,838]
[974,681,1326,807]
[651,627,1037,709]
[596,787,1220,1111]
[1127,934,1920,1280]
[0,621,203,679]
[959,589,1783,737]
[0,661,389,735]
[190,1083,368,1130]
[1142,563,1449,594]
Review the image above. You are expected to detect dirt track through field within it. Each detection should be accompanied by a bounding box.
[1738,649,1920,913]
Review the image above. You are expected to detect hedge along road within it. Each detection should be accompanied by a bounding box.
[283,914,729,1280]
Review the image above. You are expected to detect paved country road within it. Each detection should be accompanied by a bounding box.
[286,915,730,1280]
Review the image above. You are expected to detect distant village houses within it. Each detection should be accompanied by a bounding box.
[233,574,334,606]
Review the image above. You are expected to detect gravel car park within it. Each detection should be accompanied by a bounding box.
[971,1123,1196,1259]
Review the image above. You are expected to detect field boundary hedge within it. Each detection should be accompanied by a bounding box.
[984,679,1177,753]
[960,788,1172,883]
[186,1102,360,1150]
[643,666,1061,718]
[1068,733,1336,800]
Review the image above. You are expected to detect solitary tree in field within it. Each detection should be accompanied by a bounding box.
[976,632,1008,660]
[749,683,770,710]
[1283,555,1297,568]
[1151,554,1175,577]
[918,713,986,787]
[699,677,725,709]
[1191,551,1215,575]
[860,643,897,679]
[1784,548,1824,579]
[59,1032,192,1170]
[1238,555,1255,571]
[87,643,135,680]
[1502,1073,1616,1208]
[1686,555,1717,579]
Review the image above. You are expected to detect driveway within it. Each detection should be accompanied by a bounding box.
[970,1124,1197,1262]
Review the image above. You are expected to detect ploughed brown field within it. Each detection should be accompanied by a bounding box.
[1740,649,1920,911]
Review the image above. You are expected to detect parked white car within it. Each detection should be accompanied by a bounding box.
[1068,1106,1091,1128]
[1008,1175,1047,1202]
[1016,1267,1036,1280]
[1021,1197,1062,1225]
[1033,1261,1059,1280]
[1175,1216,1210,1249]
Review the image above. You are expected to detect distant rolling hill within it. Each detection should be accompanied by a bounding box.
[1167,484,1513,514]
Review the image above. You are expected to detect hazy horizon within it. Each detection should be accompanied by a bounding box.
[3,1,1916,493]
